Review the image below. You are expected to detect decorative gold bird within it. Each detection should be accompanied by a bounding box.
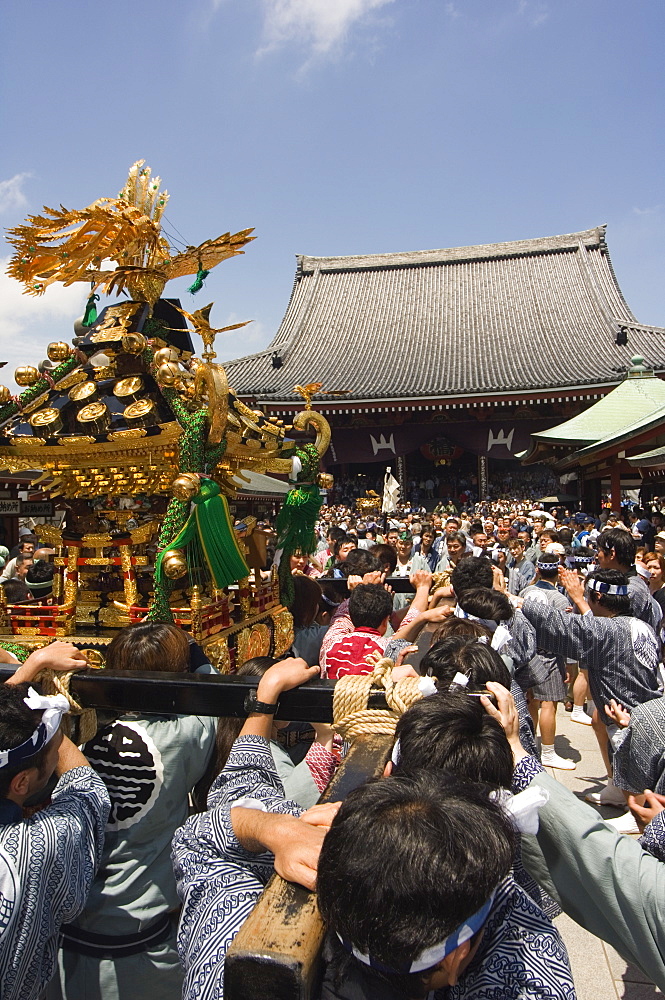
[293,383,349,409]
[7,161,255,306]
[173,304,251,362]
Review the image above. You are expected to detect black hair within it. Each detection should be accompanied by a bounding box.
[0,683,50,797]
[291,574,323,629]
[328,526,347,544]
[446,531,467,548]
[318,772,515,998]
[332,534,355,558]
[456,587,513,623]
[421,636,511,690]
[341,549,383,580]
[2,579,30,603]
[597,528,636,569]
[585,568,631,616]
[349,584,393,629]
[369,543,397,575]
[557,527,573,547]
[393,693,513,788]
[468,521,484,535]
[18,536,38,550]
[451,556,493,595]
[26,560,55,595]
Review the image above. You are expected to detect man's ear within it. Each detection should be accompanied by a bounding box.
[442,938,472,986]
[421,939,472,990]
[383,760,393,777]
[9,767,34,799]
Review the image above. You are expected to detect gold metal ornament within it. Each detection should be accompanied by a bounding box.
[14,366,40,387]
[155,362,180,387]
[0,386,11,404]
[69,381,98,405]
[124,399,158,429]
[172,472,200,501]
[77,401,111,434]
[318,472,334,489]
[54,369,87,391]
[113,376,144,402]
[153,347,179,366]
[47,341,72,362]
[161,549,187,579]
[29,408,63,435]
[121,332,147,355]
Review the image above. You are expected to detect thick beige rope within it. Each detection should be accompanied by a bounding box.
[332,656,423,741]
[35,669,98,744]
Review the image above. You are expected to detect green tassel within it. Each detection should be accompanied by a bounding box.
[187,268,210,295]
[82,292,100,327]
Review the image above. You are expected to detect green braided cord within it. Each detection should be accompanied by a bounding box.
[0,354,80,427]
[0,640,30,663]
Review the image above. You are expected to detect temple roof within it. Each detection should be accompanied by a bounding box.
[223,226,665,403]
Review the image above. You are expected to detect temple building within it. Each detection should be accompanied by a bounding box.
[223,226,665,504]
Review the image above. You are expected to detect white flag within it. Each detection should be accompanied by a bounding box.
[382,466,400,514]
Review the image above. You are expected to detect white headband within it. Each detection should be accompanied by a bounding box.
[0,688,70,770]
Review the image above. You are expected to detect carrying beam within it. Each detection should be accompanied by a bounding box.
[225,733,393,1000]
[0,667,393,722]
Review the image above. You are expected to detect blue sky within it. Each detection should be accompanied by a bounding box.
[1,0,664,389]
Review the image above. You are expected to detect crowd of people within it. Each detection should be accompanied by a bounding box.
[3,499,665,998]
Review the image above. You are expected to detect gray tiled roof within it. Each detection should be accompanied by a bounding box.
[222,226,665,402]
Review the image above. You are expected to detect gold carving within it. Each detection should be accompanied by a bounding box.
[22,392,50,415]
[113,376,144,400]
[77,402,110,434]
[29,408,63,435]
[124,399,158,428]
[107,428,148,441]
[54,370,87,391]
[69,381,98,404]
[271,608,294,656]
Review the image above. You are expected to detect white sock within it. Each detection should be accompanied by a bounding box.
[541,744,555,756]
[571,705,587,717]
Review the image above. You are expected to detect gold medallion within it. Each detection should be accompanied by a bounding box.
[29,408,63,435]
[69,381,98,404]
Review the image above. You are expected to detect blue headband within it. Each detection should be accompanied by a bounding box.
[586,578,628,597]
[536,559,559,572]
[566,555,595,567]
[338,891,496,974]
[0,688,70,770]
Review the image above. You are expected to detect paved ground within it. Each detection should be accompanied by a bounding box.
[544,705,661,998]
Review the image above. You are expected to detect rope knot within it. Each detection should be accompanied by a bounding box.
[35,669,97,744]
[332,655,424,741]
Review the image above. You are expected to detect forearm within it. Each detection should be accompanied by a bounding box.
[231,805,298,854]
[409,583,431,615]
[5,651,49,686]
[56,735,91,776]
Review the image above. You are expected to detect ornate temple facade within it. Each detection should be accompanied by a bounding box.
[223,226,665,501]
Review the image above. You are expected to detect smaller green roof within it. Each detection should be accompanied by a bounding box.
[532,359,665,447]
[627,445,665,468]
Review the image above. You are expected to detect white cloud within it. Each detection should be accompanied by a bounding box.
[633,205,662,217]
[0,173,32,216]
[445,3,461,19]
[517,0,549,27]
[256,0,395,60]
[0,258,86,390]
